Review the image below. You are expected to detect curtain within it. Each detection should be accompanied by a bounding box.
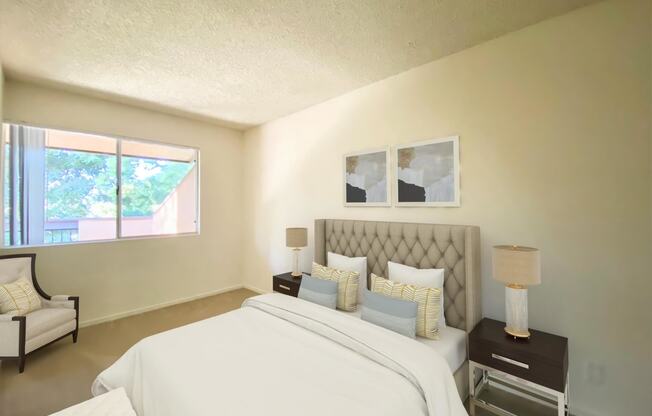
[7,125,45,245]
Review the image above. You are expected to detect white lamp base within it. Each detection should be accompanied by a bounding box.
[291,248,302,277]
[505,285,530,338]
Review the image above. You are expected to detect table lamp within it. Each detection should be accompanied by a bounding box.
[492,245,541,338]
[286,227,308,278]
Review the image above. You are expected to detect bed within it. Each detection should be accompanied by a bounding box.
[314,219,482,400]
[342,308,467,377]
[92,219,480,416]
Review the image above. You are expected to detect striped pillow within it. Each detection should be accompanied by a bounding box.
[370,273,441,339]
[311,262,359,311]
[0,277,42,315]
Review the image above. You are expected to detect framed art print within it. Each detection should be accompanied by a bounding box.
[343,148,390,206]
[395,136,460,207]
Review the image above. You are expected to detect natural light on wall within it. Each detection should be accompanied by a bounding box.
[1,123,199,247]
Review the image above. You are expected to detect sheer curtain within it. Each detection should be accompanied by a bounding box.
[7,125,46,245]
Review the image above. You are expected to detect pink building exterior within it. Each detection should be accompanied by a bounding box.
[74,168,197,241]
[34,128,198,243]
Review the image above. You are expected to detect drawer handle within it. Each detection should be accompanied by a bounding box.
[278,284,291,291]
[491,353,529,369]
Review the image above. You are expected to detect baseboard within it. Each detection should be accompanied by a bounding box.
[243,284,268,294]
[79,284,245,328]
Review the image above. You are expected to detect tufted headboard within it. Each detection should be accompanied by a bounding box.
[314,219,481,332]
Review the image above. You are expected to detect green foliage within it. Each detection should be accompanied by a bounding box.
[121,157,193,217]
[46,149,193,219]
[46,149,116,219]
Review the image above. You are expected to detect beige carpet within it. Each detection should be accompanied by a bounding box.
[0,288,257,416]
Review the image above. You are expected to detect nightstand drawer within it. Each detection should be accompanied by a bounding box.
[273,277,300,297]
[469,319,569,416]
[469,340,566,392]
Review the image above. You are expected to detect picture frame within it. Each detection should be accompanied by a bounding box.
[394,136,460,207]
[343,147,390,207]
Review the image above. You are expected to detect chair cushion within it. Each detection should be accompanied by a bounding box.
[0,257,32,285]
[0,277,42,315]
[25,308,76,340]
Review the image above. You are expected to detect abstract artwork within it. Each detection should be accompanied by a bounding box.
[344,148,390,206]
[395,136,460,207]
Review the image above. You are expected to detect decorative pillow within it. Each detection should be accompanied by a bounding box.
[361,289,418,338]
[0,277,42,315]
[327,252,367,304]
[298,275,338,309]
[370,273,441,339]
[311,262,359,311]
[388,261,447,328]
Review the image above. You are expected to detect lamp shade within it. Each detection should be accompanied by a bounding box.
[286,228,307,248]
[492,245,541,286]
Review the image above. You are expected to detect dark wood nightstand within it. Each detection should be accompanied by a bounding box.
[469,318,569,416]
[272,272,305,297]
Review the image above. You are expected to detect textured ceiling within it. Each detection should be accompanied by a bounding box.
[0,0,600,129]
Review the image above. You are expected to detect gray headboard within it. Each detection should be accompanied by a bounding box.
[314,219,481,332]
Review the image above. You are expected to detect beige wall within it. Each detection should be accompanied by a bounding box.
[2,79,244,326]
[242,1,652,415]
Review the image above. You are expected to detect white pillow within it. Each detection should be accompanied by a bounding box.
[327,252,367,304]
[387,261,446,328]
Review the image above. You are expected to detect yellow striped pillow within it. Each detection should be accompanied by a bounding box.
[0,277,42,315]
[370,273,441,339]
[311,262,359,311]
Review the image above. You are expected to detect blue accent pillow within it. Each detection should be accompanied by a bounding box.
[298,274,338,309]
[361,289,418,338]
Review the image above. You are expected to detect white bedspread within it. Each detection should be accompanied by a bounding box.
[92,294,467,416]
[340,308,468,372]
[51,388,135,416]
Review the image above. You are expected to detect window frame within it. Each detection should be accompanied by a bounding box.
[1,120,201,248]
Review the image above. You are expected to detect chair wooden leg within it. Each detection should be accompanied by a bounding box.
[13,315,26,374]
[73,330,78,343]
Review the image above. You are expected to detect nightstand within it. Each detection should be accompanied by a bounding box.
[469,318,569,416]
[272,272,304,297]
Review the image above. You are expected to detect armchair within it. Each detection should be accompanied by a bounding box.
[0,254,79,373]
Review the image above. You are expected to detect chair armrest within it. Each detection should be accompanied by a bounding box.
[43,295,76,310]
[42,296,79,333]
[0,315,25,356]
[0,312,18,322]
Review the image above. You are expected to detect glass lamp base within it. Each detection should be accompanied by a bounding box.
[291,248,302,277]
[505,285,530,338]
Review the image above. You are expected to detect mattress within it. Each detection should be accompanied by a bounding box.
[92,294,467,416]
[341,309,467,372]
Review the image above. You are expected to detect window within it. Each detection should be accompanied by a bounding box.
[120,140,198,237]
[2,123,199,247]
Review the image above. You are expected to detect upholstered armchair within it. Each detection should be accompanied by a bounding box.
[0,254,79,373]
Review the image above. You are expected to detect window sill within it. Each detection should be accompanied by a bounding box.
[1,231,201,250]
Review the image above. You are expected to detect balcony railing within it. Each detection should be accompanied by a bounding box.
[4,213,178,246]
[44,220,79,243]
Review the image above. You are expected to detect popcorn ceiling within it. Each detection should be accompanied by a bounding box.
[0,0,598,129]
